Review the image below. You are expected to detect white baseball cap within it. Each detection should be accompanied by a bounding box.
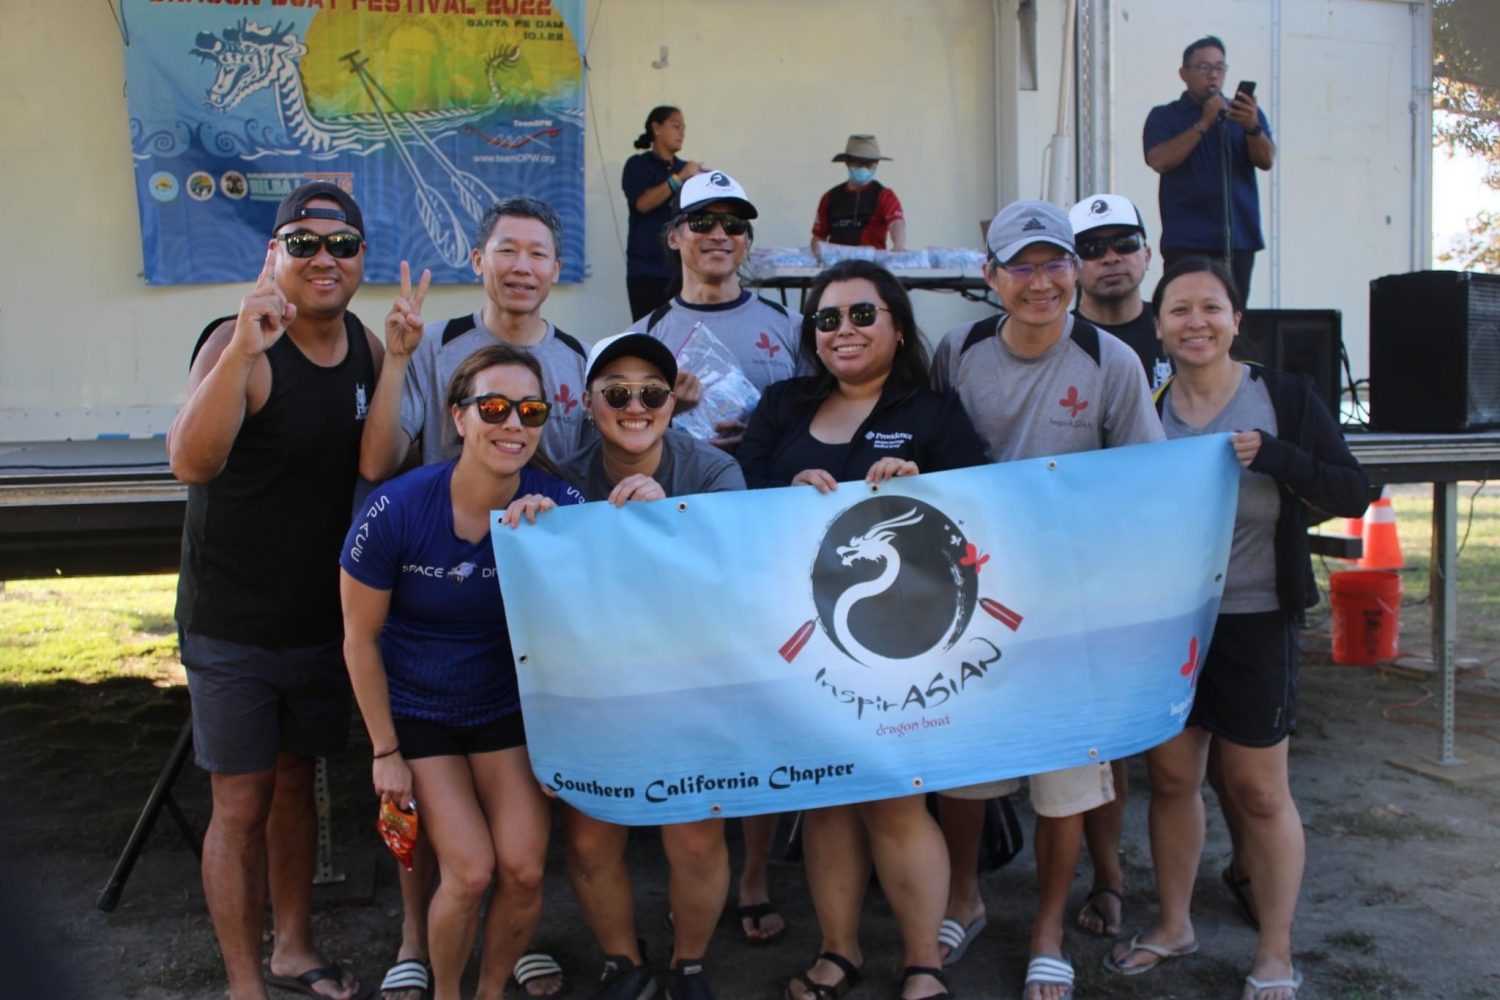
[1069,193,1147,237]
[677,170,758,219]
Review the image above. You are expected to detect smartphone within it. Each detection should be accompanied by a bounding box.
[1235,80,1257,100]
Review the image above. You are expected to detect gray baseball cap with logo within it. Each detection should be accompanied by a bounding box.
[985,200,1075,263]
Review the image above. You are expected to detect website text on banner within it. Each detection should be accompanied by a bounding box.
[492,434,1239,825]
[122,0,586,285]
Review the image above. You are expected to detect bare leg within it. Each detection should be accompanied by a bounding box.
[1108,729,1210,973]
[1077,759,1129,935]
[472,747,553,1000]
[660,818,729,965]
[858,796,948,1000]
[385,841,434,1000]
[202,767,276,1000]
[563,806,640,962]
[1026,812,1082,1000]
[934,796,986,960]
[737,813,785,942]
[788,806,868,998]
[1218,738,1302,1000]
[265,754,354,998]
[409,754,497,1000]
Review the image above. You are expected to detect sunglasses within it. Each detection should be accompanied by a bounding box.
[685,212,750,236]
[812,302,891,333]
[458,393,551,426]
[597,382,673,410]
[1075,233,1144,260]
[278,230,364,259]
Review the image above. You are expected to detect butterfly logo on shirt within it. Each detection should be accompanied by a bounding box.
[1058,386,1089,419]
[755,332,781,358]
[554,384,580,414]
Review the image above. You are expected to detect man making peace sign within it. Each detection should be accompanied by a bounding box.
[168,182,383,1000]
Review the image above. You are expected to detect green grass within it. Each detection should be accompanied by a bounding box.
[0,574,181,686]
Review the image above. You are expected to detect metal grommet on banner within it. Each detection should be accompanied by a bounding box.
[710,803,722,815]
[912,777,924,789]
[1088,748,1100,759]
[1047,460,1058,471]
[677,501,688,512]
[869,483,881,494]
[1215,573,1224,582]
[518,654,528,665]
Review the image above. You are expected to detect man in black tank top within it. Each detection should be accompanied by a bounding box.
[168,182,381,1000]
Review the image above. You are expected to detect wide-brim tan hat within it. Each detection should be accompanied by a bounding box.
[832,134,892,162]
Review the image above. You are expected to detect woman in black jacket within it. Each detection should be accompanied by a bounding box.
[740,261,984,1000]
[1105,259,1367,1000]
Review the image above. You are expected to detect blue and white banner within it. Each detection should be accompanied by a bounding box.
[492,436,1238,824]
[121,0,585,285]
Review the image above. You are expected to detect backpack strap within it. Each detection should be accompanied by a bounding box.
[441,314,478,345]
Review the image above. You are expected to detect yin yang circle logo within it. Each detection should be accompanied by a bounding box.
[811,497,978,668]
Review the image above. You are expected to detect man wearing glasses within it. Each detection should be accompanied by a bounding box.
[169,181,380,1000]
[1144,35,1275,300]
[930,200,1161,1000]
[1070,193,1172,391]
[630,171,800,450]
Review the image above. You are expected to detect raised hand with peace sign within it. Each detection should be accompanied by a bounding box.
[229,246,297,360]
[384,260,432,360]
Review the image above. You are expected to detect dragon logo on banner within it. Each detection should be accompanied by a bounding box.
[123,1,587,285]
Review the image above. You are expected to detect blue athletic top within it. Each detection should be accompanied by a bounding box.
[340,460,585,726]
[1143,91,1271,252]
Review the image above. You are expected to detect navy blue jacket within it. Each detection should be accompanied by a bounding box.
[738,376,988,488]
[1158,366,1369,615]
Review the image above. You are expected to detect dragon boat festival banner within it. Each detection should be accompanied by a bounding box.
[492,435,1240,825]
[122,0,586,285]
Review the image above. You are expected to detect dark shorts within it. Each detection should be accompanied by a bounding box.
[394,712,527,759]
[180,631,351,774]
[1188,609,1299,747]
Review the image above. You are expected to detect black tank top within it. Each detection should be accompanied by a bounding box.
[176,313,375,648]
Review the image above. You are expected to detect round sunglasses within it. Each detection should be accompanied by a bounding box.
[278,230,364,259]
[596,382,672,410]
[811,302,891,333]
[458,393,551,427]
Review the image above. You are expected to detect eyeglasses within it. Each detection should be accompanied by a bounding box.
[996,258,1076,281]
[458,393,551,426]
[1187,61,1228,75]
[278,230,364,259]
[685,213,750,236]
[597,382,673,410]
[1075,233,1144,260]
[812,302,891,333]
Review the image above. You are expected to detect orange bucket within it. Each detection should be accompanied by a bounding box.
[1329,570,1402,665]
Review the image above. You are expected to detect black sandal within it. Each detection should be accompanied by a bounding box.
[899,965,952,1000]
[785,952,861,1000]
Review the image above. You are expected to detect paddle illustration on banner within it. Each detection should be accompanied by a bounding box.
[492,435,1239,824]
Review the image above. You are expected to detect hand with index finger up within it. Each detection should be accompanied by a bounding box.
[230,246,296,359]
[385,260,432,359]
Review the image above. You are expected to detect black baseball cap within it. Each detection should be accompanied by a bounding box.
[272,181,365,235]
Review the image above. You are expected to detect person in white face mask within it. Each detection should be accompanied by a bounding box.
[810,134,907,253]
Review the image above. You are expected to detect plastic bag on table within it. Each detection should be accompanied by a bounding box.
[673,322,761,441]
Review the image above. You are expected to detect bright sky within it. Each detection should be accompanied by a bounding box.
[1432,130,1500,262]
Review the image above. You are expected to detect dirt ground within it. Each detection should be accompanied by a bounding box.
[5,592,1499,1000]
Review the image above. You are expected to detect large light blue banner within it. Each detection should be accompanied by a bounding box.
[121,0,585,285]
[492,436,1239,824]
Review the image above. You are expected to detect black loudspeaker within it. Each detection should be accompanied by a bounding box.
[1231,309,1344,416]
[1370,271,1500,432]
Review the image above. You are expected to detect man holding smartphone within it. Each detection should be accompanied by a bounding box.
[1144,35,1275,300]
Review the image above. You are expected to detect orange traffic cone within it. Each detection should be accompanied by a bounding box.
[1359,490,1404,570]
[1340,514,1365,564]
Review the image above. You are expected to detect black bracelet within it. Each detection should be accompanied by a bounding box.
[1245,124,1263,138]
[373,745,400,759]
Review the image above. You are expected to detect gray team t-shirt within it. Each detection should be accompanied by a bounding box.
[559,427,746,500]
[1160,365,1281,613]
[931,313,1165,462]
[399,312,589,465]
[630,291,801,391]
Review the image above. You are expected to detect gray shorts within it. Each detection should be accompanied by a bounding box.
[181,631,352,774]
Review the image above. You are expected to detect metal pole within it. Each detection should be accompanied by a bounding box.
[1431,481,1460,765]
